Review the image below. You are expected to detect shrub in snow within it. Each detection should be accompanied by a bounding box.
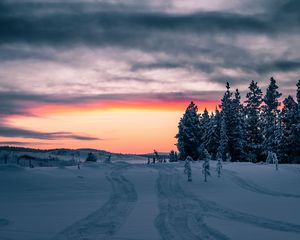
[266,151,273,164]
[154,150,161,163]
[226,153,231,162]
[105,154,112,163]
[86,152,97,162]
[266,151,279,170]
[184,156,192,182]
[216,151,222,177]
[273,153,278,171]
[169,150,178,162]
[202,149,211,182]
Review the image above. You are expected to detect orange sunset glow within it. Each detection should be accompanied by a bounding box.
[1,99,219,153]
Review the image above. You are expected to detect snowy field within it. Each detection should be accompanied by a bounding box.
[0,161,300,240]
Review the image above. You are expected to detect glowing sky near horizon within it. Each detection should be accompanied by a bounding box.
[0,0,299,153]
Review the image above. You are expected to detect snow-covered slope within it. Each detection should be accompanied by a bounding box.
[0,162,299,240]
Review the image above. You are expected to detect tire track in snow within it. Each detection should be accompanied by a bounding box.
[155,166,230,240]
[53,163,137,240]
[223,169,300,199]
[155,166,300,240]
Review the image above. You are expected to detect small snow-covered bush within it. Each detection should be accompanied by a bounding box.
[202,149,211,182]
[184,156,192,182]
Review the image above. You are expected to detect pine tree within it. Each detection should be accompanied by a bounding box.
[245,80,264,162]
[201,108,210,149]
[218,115,229,161]
[231,89,246,161]
[220,82,234,161]
[184,156,192,182]
[220,82,242,161]
[176,102,201,160]
[278,96,298,163]
[262,77,282,155]
[204,109,221,159]
[202,149,211,182]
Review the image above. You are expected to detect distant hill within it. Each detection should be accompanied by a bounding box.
[0,146,147,166]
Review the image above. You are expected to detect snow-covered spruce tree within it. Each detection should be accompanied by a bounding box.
[218,115,229,161]
[244,80,264,162]
[200,108,210,146]
[231,89,246,161]
[220,83,233,160]
[262,77,282,156]
[216,151,222,177]
[184,156,193,182]
[202,149,211,182]
[220,83,245,161]
[278,96,298,163]
[176,102,201,160]
[203,109,221,159]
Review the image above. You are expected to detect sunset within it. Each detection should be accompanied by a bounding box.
[0,1,299,240]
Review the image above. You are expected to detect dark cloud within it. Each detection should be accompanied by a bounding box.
[0,0,299,110]
[0,141,50,146]
[0,2,279,49]
[0,0,298,50]
[0,125,100,140]
[256,60,300,74]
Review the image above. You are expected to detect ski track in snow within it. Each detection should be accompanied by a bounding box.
[154,165,229,240]
[154,165,300,240]
[223,169,300,199]
[52,163,137,240]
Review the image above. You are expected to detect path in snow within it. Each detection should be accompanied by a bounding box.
[155,165,300,240]
[53,163,137,240]
[155,165,229,240]
[223,169,300,199]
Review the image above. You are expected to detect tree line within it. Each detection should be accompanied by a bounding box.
[176,78,300,163]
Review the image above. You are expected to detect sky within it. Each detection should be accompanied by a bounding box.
[0,0,299,153]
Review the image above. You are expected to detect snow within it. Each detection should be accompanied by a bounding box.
[0,161,299,240]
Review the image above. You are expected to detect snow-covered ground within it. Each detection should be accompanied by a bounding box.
[0,161,299,240]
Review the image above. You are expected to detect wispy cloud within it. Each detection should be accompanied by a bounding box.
[0,141,51,146]
[0,125,100,141]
